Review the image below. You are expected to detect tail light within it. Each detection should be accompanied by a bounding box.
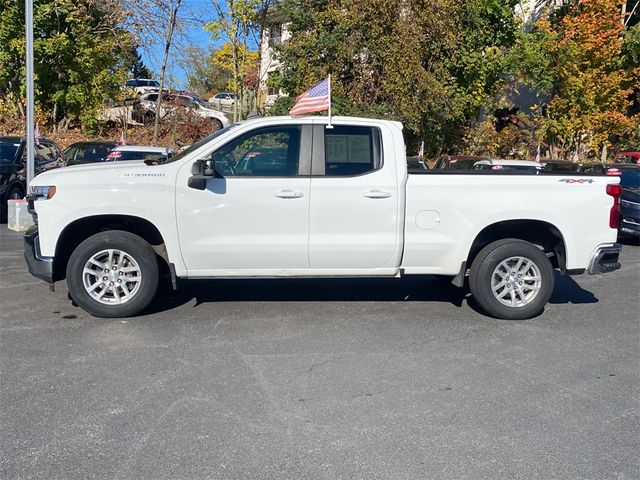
[606,183,621,228]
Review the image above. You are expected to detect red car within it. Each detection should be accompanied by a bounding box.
[614,151,640,165]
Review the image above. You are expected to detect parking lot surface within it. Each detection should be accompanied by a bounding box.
[1,225,639,480]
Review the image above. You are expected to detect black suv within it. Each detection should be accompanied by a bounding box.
[1,136,67,209]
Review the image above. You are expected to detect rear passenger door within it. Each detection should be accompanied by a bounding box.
[308,124,400,269]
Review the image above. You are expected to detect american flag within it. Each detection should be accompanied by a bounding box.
[289,78,330,116]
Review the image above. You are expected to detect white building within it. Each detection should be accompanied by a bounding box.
[257,22,290,109]
[515,0,573,26]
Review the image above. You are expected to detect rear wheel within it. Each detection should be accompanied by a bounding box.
[66,231,159,318]
[469,239,554,320]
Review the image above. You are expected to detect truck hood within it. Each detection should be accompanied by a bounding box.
[31,160,163,186]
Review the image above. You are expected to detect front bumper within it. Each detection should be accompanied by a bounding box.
[23,224,54,285]
[587,243,622,274]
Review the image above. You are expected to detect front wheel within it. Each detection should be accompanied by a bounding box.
[469,239,554,320]
[66,231,159,318]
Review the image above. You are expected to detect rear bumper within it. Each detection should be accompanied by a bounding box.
[619,201,640,237]
[587,243,622,274]
[23,224,54,284]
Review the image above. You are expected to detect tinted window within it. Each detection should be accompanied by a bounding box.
[324,126,379,176]
[125,79,136,87]
[63,146,78,162]
[111,151,167,161]
[73,144,114,163]
[212,126,301,177]
[0,142,20,163]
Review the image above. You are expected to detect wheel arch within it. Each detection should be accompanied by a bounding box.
[4,179,26,199]
[53,214,169,282]
[466,219,567,273]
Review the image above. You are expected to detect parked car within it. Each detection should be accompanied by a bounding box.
[26,116,621,320]
[541,160,582,173]
[132,93,229,129]
[125,78,160,96]
[208,92,237,111]
[613,150,640,165]
[1,136,66,210]
[434,155,487,170]
[473,159,543,174]
[407,156,428,171]
[618,167,640,238]
[64,141,117,166]
[105,145,174,163]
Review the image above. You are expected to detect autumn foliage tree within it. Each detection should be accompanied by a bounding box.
[514,0,639,157]
[0,0,135,132]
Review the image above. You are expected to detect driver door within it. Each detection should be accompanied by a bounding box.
[176,124,311,274]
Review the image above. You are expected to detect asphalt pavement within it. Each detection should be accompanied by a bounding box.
[1,225,638,480]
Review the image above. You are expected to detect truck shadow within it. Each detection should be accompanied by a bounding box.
[143,271,597,315]
[548,271,598,305]
[145,276,468,314]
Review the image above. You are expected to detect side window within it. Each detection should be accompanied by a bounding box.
[212,126,301,177]
[64,146,77,162]
[324,126,380,176]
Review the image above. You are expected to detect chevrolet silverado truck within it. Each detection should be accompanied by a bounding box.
[24,116,622,320]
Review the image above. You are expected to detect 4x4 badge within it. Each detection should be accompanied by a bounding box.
[558,178,595,184]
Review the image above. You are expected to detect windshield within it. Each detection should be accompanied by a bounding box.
[507,165,541,172]
[192,96,210,108]
[447,159,478,170]
[109,151,167,161]
[164,124,238,164]
[0,142,20,163]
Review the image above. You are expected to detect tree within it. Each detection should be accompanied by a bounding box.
[181,46,231,97]
[206,0,274,121]
[0,0,135,131]
[153,0,183,142]
[512,0,639,156]
[274,0,518,154]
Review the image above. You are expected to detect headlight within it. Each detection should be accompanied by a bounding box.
[30,185,56,199]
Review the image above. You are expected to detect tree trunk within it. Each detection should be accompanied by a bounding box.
[154,0,182,143]
[232,35,239,123]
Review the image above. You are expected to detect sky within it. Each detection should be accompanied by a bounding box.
[139,0,215,88]
[138,0,262,90]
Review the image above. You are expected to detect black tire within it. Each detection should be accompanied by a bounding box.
[66,231,159,318]
[6,184,24,201]
[469,239,554,320]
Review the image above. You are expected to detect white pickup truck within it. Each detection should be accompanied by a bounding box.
[24,116,622,320]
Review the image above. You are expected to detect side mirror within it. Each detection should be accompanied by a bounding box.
[188,158,216,190]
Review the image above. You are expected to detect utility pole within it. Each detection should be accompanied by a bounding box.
[153,0,182,143]
[25,0,35,191]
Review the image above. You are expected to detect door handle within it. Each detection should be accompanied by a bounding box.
[274,190,304,199]
[363,190,392,199]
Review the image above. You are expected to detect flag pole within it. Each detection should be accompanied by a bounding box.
[327,74,333,129]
